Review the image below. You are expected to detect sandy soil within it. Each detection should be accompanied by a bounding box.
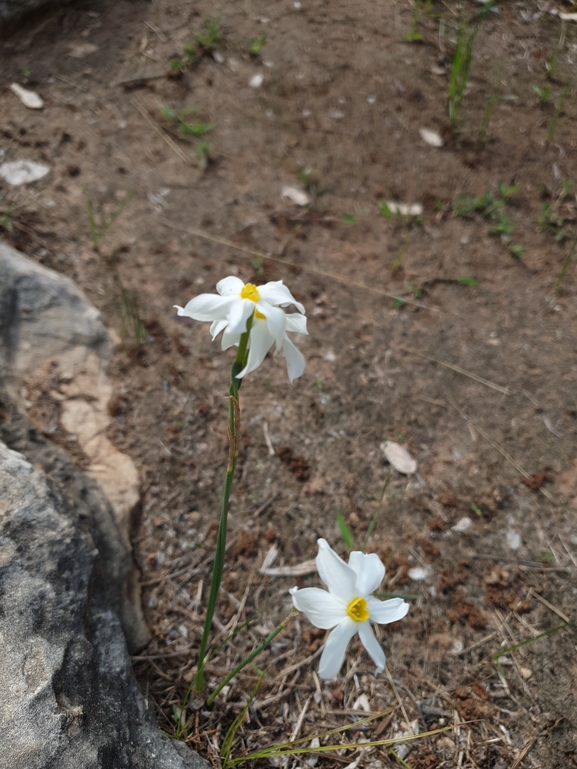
[1,0,577,766]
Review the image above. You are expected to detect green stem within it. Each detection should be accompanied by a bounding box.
[194,314,254,692]
[206,613,294,707]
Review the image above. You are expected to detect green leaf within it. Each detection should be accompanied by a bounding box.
[336,511,354,551]
[380,200,394,220]
[510,244,523,258]
[179,122,215,136]
[458,276,478,286]
[249,34,267,55]
[343,214,356,224]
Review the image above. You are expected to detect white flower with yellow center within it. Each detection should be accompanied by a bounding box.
[175,276,307,381]
[290,539,409,679]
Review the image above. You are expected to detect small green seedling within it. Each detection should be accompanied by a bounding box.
[448,1,495,126]
[454,183,521,255]
[336,511,354,551]
[458,276,478,286]
[170,19,223,72]
[471,503,483,517]
[532,83,552,104]
[537,178,574,242]
[196,140,211,171]
[248,34,266,56]
[404,0,424,42]
[161,105,215,140]
[343,214,357,224]
[84,187,132,249]
[547,81,571,143]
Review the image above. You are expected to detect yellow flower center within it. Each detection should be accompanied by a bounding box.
[240,283,260,302]
[346,597,369,623]
[254,309,266,320]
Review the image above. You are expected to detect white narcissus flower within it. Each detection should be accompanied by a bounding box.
[290,539,409,679]
[175,276,307,382]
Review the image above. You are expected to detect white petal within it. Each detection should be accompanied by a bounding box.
[316,539,357,602]
[348,552,385,596]
[221,327,240,350]
[258,280,306,314]
[357,622,386,674]
[175,294,234,321]
[216,276,245,296]
[366,596,410,625]
[255,303,286,349]
[282,336,306,383]
[226,299,255,335]
[285,313,308,335]
[237,321,274,378]
[318,619,358,679]
[210,319,228,340]
[289,587,347,629]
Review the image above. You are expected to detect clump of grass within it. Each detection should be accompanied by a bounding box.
[84,187,132,250]
[547,81,571,143]
[160,105,215,139]
[404,0,424,42]
[454,182,522,256]
[170,18,223,72]
[247,34,266,56]
[447,0,495,127]
[537,178,574,242]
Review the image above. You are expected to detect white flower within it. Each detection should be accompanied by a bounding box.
[290,539,409,679]
[175,276,307,381]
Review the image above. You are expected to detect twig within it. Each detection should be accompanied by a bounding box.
[529,589,570,623]
[457,632,497,656]
[398,346,510,394]
[263,420,275,456]
[158,217,437,312]
[449,400,555,502]
[385,668,413,735]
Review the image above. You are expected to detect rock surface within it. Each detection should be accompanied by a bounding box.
[0,431,205,769]
[0,0,75,36]
[0,240,146,649]
[0,239,140,543]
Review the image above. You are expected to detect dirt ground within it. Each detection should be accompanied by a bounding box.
[2,0,577,766]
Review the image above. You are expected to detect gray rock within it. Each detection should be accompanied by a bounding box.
[0,407,206,769]
[0,239,144,649]
[0,0,76,36]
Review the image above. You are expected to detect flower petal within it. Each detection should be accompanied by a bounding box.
[210,319,228,340]
[216,276,245,296]
[348,552,385,596]
[316,539,357,602]
[366,596,410,625]
[357,621,386,674]
[226,299,255,336]
[175,294,234,322]
[289,587,346,629]
[282,336,306,383]
[318,618,358,679]
[258,280,305,314]
[237,321,274,378]
[285,313,308,335]
[255,303,286,349]
[221,327,240,350]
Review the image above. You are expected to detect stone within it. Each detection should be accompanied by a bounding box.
[0,0,75,36]
[0,240,140,544]
[0,434,206,769]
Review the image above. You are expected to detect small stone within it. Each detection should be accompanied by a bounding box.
[408,565,431,581]
[506,529,521,550]
[249,72,264,88]
[281,185,310,206]
[419,127,443,147]
[0,160,50,185]
[452,516,473,533]
[381,441,417,474]
[519,667,533,680]
[10,83,44,109]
